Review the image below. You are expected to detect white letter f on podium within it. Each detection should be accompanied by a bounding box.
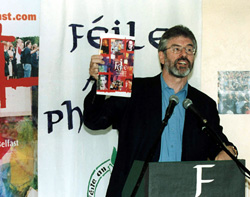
[194,164,215,197]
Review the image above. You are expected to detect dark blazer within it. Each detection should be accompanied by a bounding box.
[84,74,233,197]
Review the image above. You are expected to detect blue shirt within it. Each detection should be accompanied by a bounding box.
[159,74,188,162]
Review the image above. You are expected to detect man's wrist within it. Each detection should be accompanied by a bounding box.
[227,145,238,157]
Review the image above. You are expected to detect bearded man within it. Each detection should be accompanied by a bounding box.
[84,25,237,197]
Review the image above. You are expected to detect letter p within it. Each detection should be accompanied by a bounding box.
[44,110,63,133]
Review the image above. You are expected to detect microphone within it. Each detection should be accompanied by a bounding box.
[183,98,207,124]
[132,95,179,196]
[182,98,250,178]
[163,95,179,124]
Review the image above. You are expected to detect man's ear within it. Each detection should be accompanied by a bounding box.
[158,51,165,65]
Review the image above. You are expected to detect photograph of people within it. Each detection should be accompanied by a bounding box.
[23,40,39,78]
[126,40,134,51]
[101,39,109,54]
[98,75,108,90]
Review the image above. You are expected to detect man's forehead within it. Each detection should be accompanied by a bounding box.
[168,36,193,45]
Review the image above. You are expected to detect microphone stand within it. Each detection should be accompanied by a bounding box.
[130,111,172,196]
[198,117,250,178]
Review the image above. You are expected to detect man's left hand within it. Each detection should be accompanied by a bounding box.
[215,145,237,160]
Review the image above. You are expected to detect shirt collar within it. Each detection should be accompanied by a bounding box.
[160,73,188,97]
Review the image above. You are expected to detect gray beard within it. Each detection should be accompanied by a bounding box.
[164,58,193,78]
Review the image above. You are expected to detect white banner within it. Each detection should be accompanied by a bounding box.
[38,0,202,196]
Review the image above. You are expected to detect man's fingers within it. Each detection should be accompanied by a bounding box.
[90,55,104,64]
[89,66,99,80]
[89,55,104,80]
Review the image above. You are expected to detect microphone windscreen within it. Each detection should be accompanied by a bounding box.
[183,98,193,109]
[169,95,179,104]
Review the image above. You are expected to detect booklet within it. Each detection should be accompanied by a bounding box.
[97,33,135,97]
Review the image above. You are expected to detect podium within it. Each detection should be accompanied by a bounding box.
[122,160,245,197]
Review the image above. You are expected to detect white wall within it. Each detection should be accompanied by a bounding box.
[202,0,250,195]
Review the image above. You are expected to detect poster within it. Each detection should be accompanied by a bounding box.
[218,71,250,114]
[97,33,135,97]
[0,1,40,196]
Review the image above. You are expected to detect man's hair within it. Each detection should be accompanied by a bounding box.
[158,25,197,52]
[158,25,197,69]
[25,40,31,47]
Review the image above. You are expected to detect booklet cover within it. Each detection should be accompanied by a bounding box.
[97,33,135,97]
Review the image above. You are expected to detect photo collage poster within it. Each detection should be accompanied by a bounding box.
[0,1,40,196]
[97,33,135,97]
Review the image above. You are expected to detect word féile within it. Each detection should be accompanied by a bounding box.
[44,100,83,134]
[0,139,19,147]
[69,15,169,52]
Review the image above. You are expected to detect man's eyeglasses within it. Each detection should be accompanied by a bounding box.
[164,45,196,55]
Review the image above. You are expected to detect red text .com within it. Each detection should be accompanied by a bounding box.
[0,13,36,21]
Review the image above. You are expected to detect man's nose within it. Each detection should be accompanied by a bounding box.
[180,47,188,56]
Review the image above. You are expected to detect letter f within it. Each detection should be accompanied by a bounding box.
[194,164,215,197]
